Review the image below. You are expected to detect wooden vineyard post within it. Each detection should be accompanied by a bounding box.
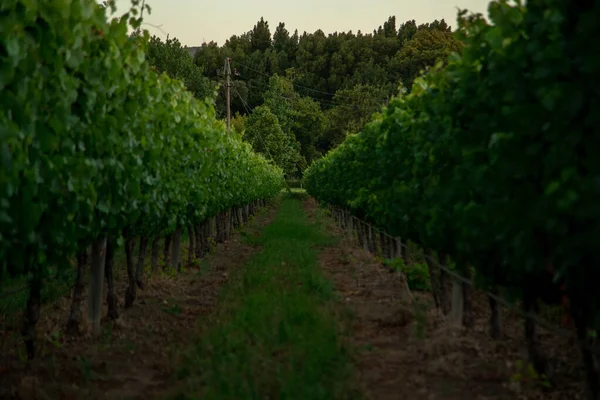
[163,233,172,270]
[360,222,369,252]
[379,231,387,258]
[368,225,377,254]
[105,239,119,319]
[171,227,182,271]
[346,212,353,239]
[151,237,160,272]
[489,290,502,339]
[186,226,195,266]
[462,267,475,328]
[88,237,107,335]
[66,245,88,335]
[136,236,148,288]
[450,279,464,326]
[124,236,137,308]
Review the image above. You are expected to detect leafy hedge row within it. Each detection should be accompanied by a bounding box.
[306,0,599,394]
[0,0,283,282]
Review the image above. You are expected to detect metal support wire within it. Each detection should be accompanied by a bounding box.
[324,203,599,353]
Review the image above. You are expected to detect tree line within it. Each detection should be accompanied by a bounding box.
[145,15,464,176]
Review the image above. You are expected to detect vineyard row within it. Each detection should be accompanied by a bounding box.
[1,1,284,359]
[304,1,599,398]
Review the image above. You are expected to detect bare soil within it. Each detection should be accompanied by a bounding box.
[302,197,586,400]
[0,205,278,400]
[1,198,585,400]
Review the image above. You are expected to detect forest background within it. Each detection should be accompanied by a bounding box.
[144,15,462,177]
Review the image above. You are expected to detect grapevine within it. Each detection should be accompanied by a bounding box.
[0,0,283,354]
[305,1,600,397]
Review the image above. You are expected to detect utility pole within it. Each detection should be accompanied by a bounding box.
[224,57,232,133]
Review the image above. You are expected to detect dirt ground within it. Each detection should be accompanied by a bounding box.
[302,197,586,400]
[1,198,587,400]
[0,206,278,400]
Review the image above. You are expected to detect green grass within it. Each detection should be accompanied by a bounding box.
[172,197,360,400]
[280,187,307,194]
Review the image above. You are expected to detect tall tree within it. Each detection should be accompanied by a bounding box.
[383,16,397,38]
[146,35,215,100]
[289,96,326,166]
[251,17,272,52]
[398,19,418,43]
[389,28,463,89]
[273,22,290,52]
[323,84,388,149]
[262,75,296,132]
[243,105,301,176]
[262,75,325,167]
[193,41,223,79]
[192,15,464,157]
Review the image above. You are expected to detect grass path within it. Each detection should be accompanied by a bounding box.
[172,196,360,400]
[4,195,572,400]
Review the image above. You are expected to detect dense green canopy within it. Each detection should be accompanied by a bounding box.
[306,0,600,342]
[0,0,283,282]
[187,15,463,175]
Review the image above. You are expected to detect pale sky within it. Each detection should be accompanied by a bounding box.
[110,0,491,46]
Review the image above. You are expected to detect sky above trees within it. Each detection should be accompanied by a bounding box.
[109,0,491,45]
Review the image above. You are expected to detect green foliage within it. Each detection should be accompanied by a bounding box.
[230,112,246,138]
[77,355,94,382]
[174,198,359,399]
[162,302,183,316]
[145,35,215,101]
[305,0,600,332]
[385,258,430,291]
[193,15,462,155]
[412,297,429,339]
[243,105,301,176]
[0,0,283,285]
[324,84,388,148]
[261,75,326,169]
[511,360,552,390]
[262,75,296,133]
[289,96,325,164]
[389,27,462,90]
[250,17,272,53]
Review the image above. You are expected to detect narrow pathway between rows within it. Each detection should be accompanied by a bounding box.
[167,195,360,399]
[4,194,578,399]
[168,194,516,400]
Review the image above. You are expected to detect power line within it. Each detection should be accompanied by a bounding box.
[142,22,168,37]
[229,59,390,114]
[236,74,367,112]
[233,61,357,102]
[231,86,276,163]
[240,78,325,108]
[243,78,342,108]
